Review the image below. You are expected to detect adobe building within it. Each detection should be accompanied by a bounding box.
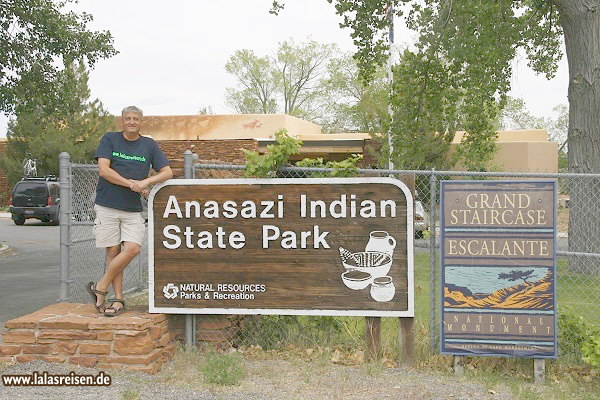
[0,115,558,206]
[120,114,371,177]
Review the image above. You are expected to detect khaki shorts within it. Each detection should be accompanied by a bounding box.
[93,204,145,248]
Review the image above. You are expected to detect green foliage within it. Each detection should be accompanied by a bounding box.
[385,50,460,170]
[321,53,389,133]
[0,0,116,114]
[225,49,279,114]
[558,309,599,363]
[242,129,302,177]
[0,62,113,183]
[270,0,566,171]
[200,350,246,386]
[243,129,363,178]
[582,333,600,369]
[225,40,336,118]
[295,154,363,177]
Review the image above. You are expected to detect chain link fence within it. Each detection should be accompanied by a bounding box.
[192,162,599,361]
[59,152,599,363]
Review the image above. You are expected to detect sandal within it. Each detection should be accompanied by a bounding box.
[104,298,126,317]
[86,282,108,313]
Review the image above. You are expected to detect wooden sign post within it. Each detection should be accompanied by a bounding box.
[149,178,415,360]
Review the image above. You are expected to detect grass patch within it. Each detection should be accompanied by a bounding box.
[121,388,141,400]
[200,350,246,386]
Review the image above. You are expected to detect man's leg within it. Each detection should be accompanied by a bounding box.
[96,241,141,295]
[105,245,123,299]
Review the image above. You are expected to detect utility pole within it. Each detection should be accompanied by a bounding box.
[387,2,395,170]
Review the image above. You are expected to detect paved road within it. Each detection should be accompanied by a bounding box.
[0,217,60,327]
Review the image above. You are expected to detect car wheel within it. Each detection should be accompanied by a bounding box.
[13,216,25,225]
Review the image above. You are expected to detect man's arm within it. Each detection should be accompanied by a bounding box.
[98,158,135,190]
[129,166,173,193]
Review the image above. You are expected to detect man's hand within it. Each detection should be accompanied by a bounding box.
[129,179,149,193]
[141,188,150,198]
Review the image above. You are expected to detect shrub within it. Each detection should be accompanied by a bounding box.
[558,310,589,360]
[582,333,600,369]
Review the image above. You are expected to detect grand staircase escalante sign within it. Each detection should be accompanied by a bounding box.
[440,180,557,358]
[148,178,414,317]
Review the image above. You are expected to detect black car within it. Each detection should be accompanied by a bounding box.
[9,177,60,225]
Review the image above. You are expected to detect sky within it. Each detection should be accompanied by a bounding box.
[0,0,569,137]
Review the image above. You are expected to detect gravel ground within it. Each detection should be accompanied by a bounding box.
[0,360,263,400]
[0,357,518,400]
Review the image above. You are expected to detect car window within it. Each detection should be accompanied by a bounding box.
[49,184,59,197]
[14,182,48,196]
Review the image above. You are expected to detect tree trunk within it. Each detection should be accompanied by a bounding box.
[555,0,600,274]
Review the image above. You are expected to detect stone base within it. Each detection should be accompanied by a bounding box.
[0,303,176,374]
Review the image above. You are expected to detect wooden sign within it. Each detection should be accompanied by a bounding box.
[440,181,557,358]
[148,178,414,317]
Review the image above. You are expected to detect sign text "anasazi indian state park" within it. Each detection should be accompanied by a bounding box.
[148,178,415,317]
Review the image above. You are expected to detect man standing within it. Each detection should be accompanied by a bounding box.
[87,106,173,316]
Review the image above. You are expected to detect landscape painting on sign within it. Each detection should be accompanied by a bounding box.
[444,266,553,310]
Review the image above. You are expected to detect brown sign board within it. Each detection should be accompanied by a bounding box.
[149,178,414,317]
[440,180,557,358]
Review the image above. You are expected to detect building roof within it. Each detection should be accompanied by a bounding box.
[116,114,323,141]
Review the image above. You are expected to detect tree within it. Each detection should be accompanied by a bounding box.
[0,0,116,115]
[225,49,279,114]
[225,40,336,119]
[198,105,214,115]
[0,62,113,183]
[275,39,336,117]
[271,0,599,273]
[498,270,535,285]
[320,52,389,133]
[501,97,568,148]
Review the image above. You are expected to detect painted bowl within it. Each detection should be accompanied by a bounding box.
[341,251,392,278]
[341,270,372,290]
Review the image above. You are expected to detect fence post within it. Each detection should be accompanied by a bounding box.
[429,168,437,349]
[183,150,195,349]
[58,152,72,302]
[184,150,193,179]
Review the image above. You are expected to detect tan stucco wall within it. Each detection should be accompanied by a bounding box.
[494,141,558,172]
[450,129,558,172]
[115,114,322,140]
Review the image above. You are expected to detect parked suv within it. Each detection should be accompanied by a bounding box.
[9,177,60,225]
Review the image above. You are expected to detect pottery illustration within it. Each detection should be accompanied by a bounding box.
[338,232,397,302]
[339,249,392,279]
[365,231,396,257]
[341,270,372,290]
[370,276,395,302]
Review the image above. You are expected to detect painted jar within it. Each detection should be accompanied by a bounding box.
[370,276,395,302]
[365,231,396,257]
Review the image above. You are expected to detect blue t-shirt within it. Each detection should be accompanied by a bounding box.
[95,132,169,212]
